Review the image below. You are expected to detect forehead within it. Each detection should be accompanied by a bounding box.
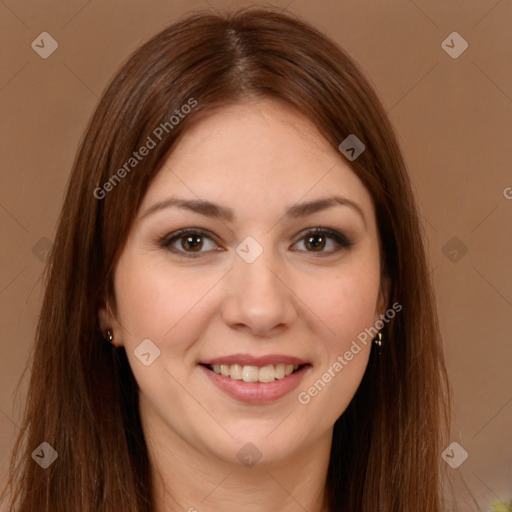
[139,99,375,225]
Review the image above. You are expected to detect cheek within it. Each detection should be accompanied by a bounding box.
[298,260,381,348]
[113,251,221,349]
[113,268,169,339]
[294,269,377,422]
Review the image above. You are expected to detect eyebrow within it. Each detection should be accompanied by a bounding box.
[139,195,367,227]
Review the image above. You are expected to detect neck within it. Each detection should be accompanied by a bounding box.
[148,425,332,512]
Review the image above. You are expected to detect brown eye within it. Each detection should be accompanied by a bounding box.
[181,234,204,252]
[292,228,353,255]
[159,228,219,257]
[304,234,326,251]
[159,227,353,259]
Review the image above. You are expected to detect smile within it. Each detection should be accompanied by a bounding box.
[207,363,301,382]
[199,362,312,404]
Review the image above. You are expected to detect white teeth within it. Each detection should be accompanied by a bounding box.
[209,363,301,382]
[258,365,275,383]
[274,363,286,379]
[230,364,243,380]
[242,366,259,382]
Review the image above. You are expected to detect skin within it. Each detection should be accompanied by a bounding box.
[99,98,389,512]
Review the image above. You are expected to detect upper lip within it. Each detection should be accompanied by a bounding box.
[199,353,310,367]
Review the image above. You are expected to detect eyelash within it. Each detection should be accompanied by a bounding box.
[158,227,354,259]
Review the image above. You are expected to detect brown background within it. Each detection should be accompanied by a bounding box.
[0,0,511,509]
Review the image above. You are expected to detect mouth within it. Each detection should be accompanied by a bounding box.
[200,363,307,383]
[198,358,312,404]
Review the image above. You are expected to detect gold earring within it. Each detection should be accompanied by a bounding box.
[104,329,118,348]
[373,331,383,355]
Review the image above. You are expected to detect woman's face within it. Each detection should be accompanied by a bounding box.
[100,98,388,469]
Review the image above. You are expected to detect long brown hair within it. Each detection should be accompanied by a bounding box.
[2,7,453,511]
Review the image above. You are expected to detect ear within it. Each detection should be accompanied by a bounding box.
[374,274,391,324]
[98,299,123,347]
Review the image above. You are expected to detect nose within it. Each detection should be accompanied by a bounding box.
[221,249,297,337]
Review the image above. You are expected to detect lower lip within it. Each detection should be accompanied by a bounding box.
[199,364,311,404]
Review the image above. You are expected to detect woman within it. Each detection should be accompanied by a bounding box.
[2,7,453,511]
